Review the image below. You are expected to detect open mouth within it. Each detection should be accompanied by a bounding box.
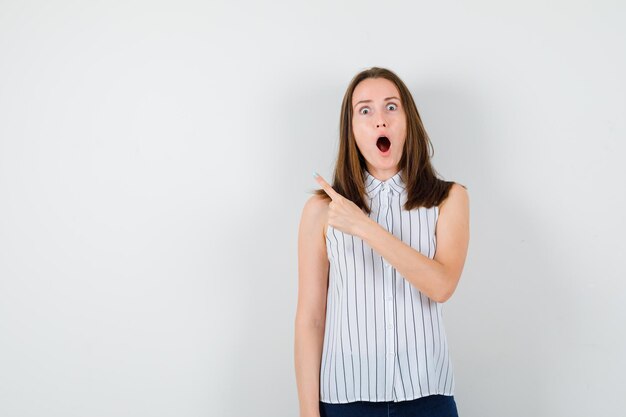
[376,136,391,153]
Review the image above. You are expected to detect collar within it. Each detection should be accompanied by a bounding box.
[364,169,406,198]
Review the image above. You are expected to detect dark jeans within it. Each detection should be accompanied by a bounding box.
[319,394,458,417]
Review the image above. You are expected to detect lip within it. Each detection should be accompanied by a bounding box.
[378,146,391,156]
[375,133,391,144]
[376,134,392,155]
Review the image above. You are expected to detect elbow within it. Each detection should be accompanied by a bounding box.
[433,289,453,303]
[294,310,326,330]
[432,277,459,303]
[406,268,459,303]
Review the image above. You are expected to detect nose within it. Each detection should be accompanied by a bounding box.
[376,122,386,128]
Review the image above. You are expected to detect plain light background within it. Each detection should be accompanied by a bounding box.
[1,1,625,416]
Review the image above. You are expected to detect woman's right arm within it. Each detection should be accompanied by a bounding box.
[294,195,329,417]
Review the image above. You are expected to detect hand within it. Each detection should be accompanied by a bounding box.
[314,172,371,238]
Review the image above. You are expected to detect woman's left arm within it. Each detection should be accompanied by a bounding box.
[314,174,470,303]
[358,183,470,303]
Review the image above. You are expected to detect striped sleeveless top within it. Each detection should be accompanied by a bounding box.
[320,169,455,403]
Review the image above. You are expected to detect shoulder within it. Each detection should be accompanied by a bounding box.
[302,193,331,216]
[444,182,469,204]
[300,193,331,239]
[438,182,469,218]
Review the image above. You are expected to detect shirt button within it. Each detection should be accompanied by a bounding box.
[388,352,394,357]
[386,295,392,301]
[387,323,393,329]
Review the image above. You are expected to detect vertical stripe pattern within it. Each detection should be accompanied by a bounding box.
[319,169,455,404]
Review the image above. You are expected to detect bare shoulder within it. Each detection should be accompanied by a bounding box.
[439,183,469,215]
[302,193,331,218]
[301,194,331,240]
[437,183,469,232]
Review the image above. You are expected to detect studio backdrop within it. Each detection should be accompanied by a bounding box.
[1,1,624,416]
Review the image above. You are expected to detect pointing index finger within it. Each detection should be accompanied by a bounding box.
[314,173,341,200]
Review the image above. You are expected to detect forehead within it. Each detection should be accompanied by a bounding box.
[352,78,400,104]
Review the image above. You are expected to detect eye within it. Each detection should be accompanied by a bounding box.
[387,103,398,111]
[359,107,370,115]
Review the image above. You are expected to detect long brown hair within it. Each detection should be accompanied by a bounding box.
[312,67,463,213]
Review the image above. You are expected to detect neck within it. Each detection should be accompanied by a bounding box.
[366,165,400,182]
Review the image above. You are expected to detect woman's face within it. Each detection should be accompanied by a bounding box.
[351,77,406,180]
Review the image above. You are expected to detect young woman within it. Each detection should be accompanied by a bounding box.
[295,67,469,417]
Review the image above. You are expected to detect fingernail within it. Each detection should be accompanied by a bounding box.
[313,171,319,178]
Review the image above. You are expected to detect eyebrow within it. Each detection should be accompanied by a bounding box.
[353,96,400,109]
